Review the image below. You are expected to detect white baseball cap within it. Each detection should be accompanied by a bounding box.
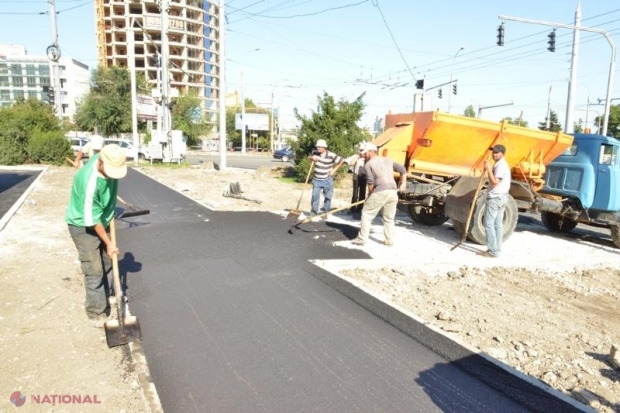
[315,139,328,148]
[361,143,377,154]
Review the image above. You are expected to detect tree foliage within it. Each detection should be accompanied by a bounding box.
[500,116,528,128]
[593,104,620,138]
[0,98,61,165]
[293,92,367,179]
[463,105,476,118]
[172,90,208,147]
[74,66,148,136]
[574,118,584,134]
[538,110,562,132]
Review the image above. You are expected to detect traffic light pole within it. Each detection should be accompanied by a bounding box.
[47,0,62,120]
[498,13,616,136]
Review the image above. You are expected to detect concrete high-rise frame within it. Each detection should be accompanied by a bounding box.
[94,0,221,128]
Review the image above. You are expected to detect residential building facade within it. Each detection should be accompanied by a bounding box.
[95,0,220,128]
[0,44,90,121]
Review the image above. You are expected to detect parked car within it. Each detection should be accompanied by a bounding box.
[67,137,89,156]
[273,147,295,162]
[103,138,136,160]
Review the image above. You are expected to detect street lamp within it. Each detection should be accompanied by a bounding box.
[448,47,464,113]
[240,48,260,154]
[270,78,288,152]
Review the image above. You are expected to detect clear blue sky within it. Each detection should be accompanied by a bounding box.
[1,0,619,132]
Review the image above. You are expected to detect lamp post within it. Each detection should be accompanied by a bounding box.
[270,78,288,152]
[448,47,464,113]
[240,48,260,154]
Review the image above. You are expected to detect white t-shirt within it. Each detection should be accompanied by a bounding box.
[488,157,511,198]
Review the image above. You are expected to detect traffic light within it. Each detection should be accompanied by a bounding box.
[438,89,442,99]
[48,87,55,106]
[547,29,556,52]
[497,23,505,46]
[452,84,457,95]
[415,79,424,90]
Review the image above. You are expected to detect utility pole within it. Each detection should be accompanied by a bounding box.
[563,2,581,134]
[127,20,139,161]
[546,85,552,130]
[218,0,227,169]
[47,0,62,120]
[499,11,616,136]
[158,0,172,159]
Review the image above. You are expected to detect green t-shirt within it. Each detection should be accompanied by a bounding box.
[65,154,118,227]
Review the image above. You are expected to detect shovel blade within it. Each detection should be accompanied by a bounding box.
[120,208,150,218]
[286,210,301,219]
[104,317,142,348]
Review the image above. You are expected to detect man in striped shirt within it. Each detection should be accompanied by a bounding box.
[65,144,127,325]
[308,139,344,216]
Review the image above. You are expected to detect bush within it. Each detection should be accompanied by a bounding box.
[0,136,27,165]
[27,131,72,165]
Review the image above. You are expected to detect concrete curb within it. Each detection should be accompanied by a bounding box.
[0,166,47,232]
[129,341,164,413]
[307,259,596,413]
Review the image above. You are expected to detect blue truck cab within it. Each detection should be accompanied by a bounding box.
[541,133,620,246]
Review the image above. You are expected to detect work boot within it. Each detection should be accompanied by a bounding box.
[351,238,365,246]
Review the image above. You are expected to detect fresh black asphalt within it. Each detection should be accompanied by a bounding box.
[1,167,586,412]
[0,170,40,220]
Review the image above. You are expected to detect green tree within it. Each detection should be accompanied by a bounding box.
[293,92,366,179]
[593,104,620,138]
[463,105,476,118]
[538,110,562,132]
[0,98,61,165]
[574,118,584,134]
[172,90,207,147]
[501,116,528,128]
[74,66,147,136]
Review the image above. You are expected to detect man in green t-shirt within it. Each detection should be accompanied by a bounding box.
[65,144,127,325]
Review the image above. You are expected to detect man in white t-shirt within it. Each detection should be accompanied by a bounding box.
[482,144,511,257]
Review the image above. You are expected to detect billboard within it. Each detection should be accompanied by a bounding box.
[136,94,157,121]
[235,113,269,131]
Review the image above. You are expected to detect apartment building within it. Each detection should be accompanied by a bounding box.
[0,44,90,120]
[95,0,220,127]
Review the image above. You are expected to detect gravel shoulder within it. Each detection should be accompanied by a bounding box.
[0,164,618,412]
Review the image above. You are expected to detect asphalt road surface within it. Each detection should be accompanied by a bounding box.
[0,170,40,224]
[113,169,585,413]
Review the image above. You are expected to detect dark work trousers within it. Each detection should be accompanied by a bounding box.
[68,225,112,318]
[351,174,367,214]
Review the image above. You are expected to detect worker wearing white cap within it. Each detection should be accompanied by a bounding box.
[351,143,407,246]
[73,135,104,168]
[308,139,344,216]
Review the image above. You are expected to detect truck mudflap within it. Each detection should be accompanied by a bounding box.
[445,177,483,224]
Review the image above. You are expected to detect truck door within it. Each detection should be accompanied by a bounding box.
[592,143,620,211]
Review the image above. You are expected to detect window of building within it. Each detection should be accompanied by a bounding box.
[14,90,24,99]
[0,90,9,101]
[0,63,8,74]
[40,77,51,86]
[39,65,50,75]
[26,64,36,75]
[27,77,36,87]
[0,77,8,87]
[13,77,23,87]
[10,64,22,75]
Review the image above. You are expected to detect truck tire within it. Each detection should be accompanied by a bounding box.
[610,225,620,248]
[407,205,449,226]
[540,211,577,232]
[467,194,518,245]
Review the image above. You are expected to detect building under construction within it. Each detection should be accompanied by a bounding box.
[94,0,220,126]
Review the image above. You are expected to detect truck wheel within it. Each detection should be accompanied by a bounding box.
[407,205,448,226]
[452,220,466,237]
[540,211,577,232]
[610,225,620,248]
[138,153,146,161]
[467,195,518,245]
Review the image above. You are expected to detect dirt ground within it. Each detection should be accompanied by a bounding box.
[1,163,619,412]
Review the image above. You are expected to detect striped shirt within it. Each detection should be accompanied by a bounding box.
[65,154,118,227]
[313,151,343,180]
